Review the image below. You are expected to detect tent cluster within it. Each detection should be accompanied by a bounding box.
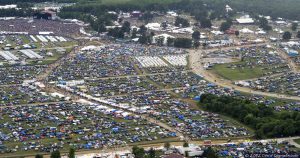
[0,102,175,153]
[48,43,187,81]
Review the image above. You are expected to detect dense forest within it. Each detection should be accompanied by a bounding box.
[227,0,300,20]
[1,0,300,21]
[199,94,300,139]
[0,0,77,5]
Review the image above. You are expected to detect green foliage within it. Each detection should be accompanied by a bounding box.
[50,150,61,158]
[107,27,125,38]
[121,21,131,33]
[228,0,300,20]
[200,18,212,28]
[69,148,75,158]
[164,142,170,149]
[139,11,154,23]
[148,148,156,158]
[282,31,292,40]
[138,33,150,44]
[235,30,239,36]
[258,17,272,31]
[199,94,300,138]
[167,37,174,47]
[0,8,34,17]
[220,22,231,32]
[35,154,43,158]
[175,17,190,27]
[194,40,200,48]
[202,147,218,158]
[174,38,192,48]
[132,146,145,158]
[183,141,189,147]
[292,23,298,31]
[192,31,200,40]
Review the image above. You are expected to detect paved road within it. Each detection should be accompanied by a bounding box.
[84,70,191,81]
[188,44,300,101]
[23,136,300,158]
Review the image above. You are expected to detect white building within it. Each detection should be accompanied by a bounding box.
[236,15,254,24]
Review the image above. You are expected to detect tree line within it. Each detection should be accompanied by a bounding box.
[199,94,300,139]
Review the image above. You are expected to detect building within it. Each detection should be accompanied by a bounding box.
[177,146,204,157]
[236,15,254,24]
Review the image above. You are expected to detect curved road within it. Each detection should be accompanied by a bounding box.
[188,46,300,101]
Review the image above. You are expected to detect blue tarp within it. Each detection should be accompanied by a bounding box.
[193,96,201,101]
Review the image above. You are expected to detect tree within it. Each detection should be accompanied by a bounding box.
[167,37,174,47]
[35,154,43,158]
[202,147,218,158]
[292,23,298,31]
[50,150,61,158]
[139,34,149,44]
[156,36,164,46]
[121,21,131,33]
[174,38,192,48]
[183,141,189,147]
[220,22,231,32]
[164,142,170,149]
[282,31,292,40]
[132,146,145,158]
[259,17,272,31]
[107,27,125,39]
[139,11,153,23]
[175,17,190,27]
[235,30,240,37]
[69,148,75,158]
[200,18,212,28]
[131,29,137,39]
[161,22,168,30]
[194,40,200,48]
[148,148,156,158]
[192,30,200,40]
[297,31,300,39]
[139,25,147,34]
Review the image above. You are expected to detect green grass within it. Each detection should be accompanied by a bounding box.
[211,62,267,81]
[295,138,300,145]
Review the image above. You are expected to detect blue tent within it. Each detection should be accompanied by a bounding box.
[112,127,119,133]
[207,83,216,87]
[193,96,201,101]
[178,115,184,120]
[168,132,177,137]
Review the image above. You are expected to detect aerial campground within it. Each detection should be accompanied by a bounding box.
[0,0,300,158]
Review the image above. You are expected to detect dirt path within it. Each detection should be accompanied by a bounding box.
[188,45,300,101]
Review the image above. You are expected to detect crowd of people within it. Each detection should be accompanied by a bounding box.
[0,19,81,36]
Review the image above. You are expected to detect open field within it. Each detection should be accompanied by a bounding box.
[210,62,267,80]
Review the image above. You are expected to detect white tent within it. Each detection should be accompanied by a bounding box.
[239,28,254,34]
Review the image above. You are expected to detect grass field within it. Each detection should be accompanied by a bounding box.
[295,138,300,145]
[210,62,267,81]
